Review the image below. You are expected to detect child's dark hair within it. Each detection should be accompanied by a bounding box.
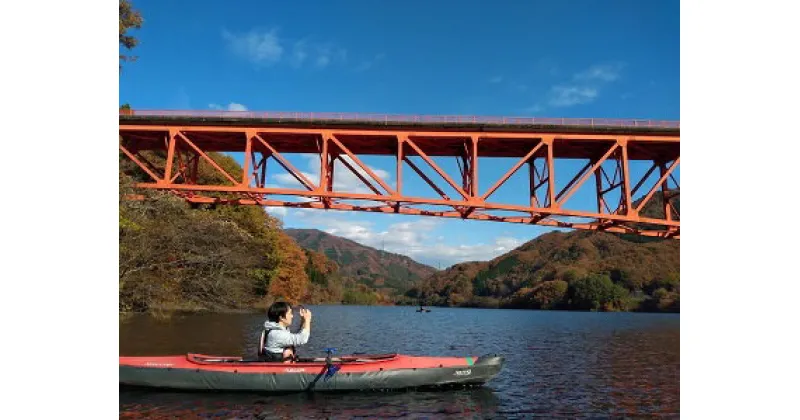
[267,301,291,322]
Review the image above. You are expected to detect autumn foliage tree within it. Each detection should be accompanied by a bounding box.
[567,274,629,311]
[119,0,143,67]
[119,175,281,311]
[532,280,569,309]
[119,150,315,312]
[267,233,310,304]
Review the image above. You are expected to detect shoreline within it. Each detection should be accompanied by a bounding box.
[119,302,679,317]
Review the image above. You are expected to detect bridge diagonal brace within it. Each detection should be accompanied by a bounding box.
[119,144,162,182]
[600,165,615,187]
[664,165,680,221]
[635,157,680,213]
[175,132,239,186]
[669,173,680,189]
[334,155,385,198]
[136,152,164,181]
[329,135,396,196]
[556,143,619,206]
[630,163,659,198]
[400,156,465,214]
[403,156,452,202]
[532,176,550,193]
[252,133,317,191]
[482,141,545,201]
[404,137,471,201]
[600,181,624,196]
[554,161,592,203]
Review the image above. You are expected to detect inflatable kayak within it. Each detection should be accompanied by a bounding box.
[119,352,504,392]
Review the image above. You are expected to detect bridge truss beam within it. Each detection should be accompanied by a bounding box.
[119,124,679,239]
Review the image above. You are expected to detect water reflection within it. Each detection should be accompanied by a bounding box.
[120,387,500,419]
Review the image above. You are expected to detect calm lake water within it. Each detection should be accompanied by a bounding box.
[119,305,679,419]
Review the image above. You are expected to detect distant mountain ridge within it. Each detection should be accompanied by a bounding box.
[285,228,437,296]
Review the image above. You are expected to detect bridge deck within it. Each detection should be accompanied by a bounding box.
[120,111,679,135]
[120,111,679,159]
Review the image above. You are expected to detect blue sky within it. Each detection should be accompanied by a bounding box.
[119,0,679,268]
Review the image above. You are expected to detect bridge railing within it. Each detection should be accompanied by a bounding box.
[119,109,680,129]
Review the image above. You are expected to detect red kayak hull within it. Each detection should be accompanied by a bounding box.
[119,353,504,392]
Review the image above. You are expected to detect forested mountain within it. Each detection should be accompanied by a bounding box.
[286,228,437,297]
[409,229,679,312]
[409,193,680,312]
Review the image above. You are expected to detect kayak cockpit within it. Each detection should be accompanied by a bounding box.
[186,353,399,365]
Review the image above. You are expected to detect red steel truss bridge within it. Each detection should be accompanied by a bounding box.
[119,110,680,239]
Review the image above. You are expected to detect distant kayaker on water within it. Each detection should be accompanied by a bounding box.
[260,301,312,362]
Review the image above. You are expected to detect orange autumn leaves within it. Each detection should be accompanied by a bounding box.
[267,233,310,304]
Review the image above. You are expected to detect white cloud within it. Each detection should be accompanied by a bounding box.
[290,39,347,69]
[315,55,330,68]
[325,221,376,243]
[575,64,624,82]
[419,236,525,266]
[290,213,439,256]
[222,29,283,65]
[314,45,347,68]
[223,28,349,69]
[265,206,288,218]
[542,62,625,108]
[274,171,319,187]
[548,86,599,107]
[489,75,503,84]
[209,102,248,111]
[290,40,308,66]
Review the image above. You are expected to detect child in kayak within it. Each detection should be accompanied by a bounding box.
[260,302,312,362]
